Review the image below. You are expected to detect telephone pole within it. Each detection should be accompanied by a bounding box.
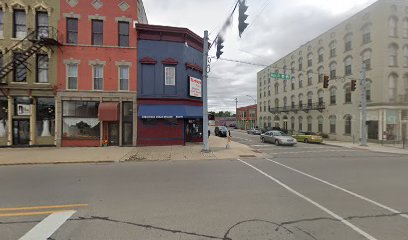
[360,63,368,146]
[202,31,209,152]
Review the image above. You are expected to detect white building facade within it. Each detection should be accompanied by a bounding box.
[257,0,408,143]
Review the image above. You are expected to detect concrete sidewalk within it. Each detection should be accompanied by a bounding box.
[0,136,261,165]
[324,140,408,155]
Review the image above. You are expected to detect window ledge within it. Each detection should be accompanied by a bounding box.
[329,104,337,106]
[33,82,50,85]
[344,102,352,104]
[10,37,26,41]
[343,134,352,136]
[11,82,28,84]
[66,89,78,91]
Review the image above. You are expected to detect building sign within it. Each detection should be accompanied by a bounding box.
[270,73,291,80]
[17,104,31,116]
[189,77,202,98]
[141,116,184,119]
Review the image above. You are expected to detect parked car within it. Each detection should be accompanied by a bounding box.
[292,131,323,143]
[247,128,261,135]
[260,130,297,146]
[215,126,228,137]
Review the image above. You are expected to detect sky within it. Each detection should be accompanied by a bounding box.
[143,0,378,113]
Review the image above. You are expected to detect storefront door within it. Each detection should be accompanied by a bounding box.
[185,119,203,142]
[13,119,30,145]
[108,122,119,146]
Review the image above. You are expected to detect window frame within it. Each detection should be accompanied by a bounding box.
[164,66,176,86]
[66,63,78,90]
[93,64,104,91]
[119,65,130,91]
[36,54,49,83]
[0,8,4,37]
[118,21,130,47]
[91,19,104,46]
[13,9,27,39]
[13,53,27,82]
[66,18,78,44]
[36,11,48,38]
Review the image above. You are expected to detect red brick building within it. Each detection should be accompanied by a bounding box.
[236,104,257,130]
[56,0,147,147]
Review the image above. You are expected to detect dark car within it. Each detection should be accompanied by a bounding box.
[215,126,228,137]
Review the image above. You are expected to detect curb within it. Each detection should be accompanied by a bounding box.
[0,160,116,167]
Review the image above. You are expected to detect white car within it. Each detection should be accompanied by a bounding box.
[260,131,297,146]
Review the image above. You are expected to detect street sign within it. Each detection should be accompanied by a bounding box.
[270,73,291,80]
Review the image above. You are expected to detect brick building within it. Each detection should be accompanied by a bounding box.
[236,104,257,130]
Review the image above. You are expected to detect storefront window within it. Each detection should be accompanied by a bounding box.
[0,97,8,138]
[62,101,100,139]
[122,102,133,145]
[186,119,203,140]
[36,98,55,137]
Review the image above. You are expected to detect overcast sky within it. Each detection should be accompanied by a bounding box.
[143,0,378,112]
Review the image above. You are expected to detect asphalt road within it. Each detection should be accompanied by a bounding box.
[1,130,408,240]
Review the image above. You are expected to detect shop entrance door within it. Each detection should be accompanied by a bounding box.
[108,122,119,146]
[13,119,30,145]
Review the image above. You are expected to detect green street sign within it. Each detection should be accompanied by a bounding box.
[271,73,291,80]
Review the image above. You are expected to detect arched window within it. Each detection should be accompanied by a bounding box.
[298,116,303,131]
[344,83,352,103]
[362,23,371,44]
[264,101,267,112]
[283,96,288,109]
[298,93,304,107]
[307,53,313,67]
[330,87,337,105]
[388,43,398,66]
[344,56,352,75]
[298,74,303,88]
[291,61,295,74]
[307,91,313,107]
[389,16,398,37]
[329,115,336,134]
[318,89,324,105]
[298,57,303,71]
[404,74,408,96]
[361,49,372,69]
[403,18,408,38]
[291,77,295,90]
[329,41,336,58]
[291,95,295,108]
[388,73,398,102]
[307,70,313,86]
[268,116,272,128]
[274,98,279,108]
[344,33,353,51]
[307,116,313,132]
[283,80,287,92]
[344,115,352,135]
[318,48,324,63]
[290,116,295,131]
[259,102,262,112]
[318,66,324,83]
[317,116,324,133]
[330,62,337,79]
[403,45,408,67]
[274,116,280,128]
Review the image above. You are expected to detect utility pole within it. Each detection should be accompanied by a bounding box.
[235,97,238,128]
[202,31,209,152]
[360,63,368,146]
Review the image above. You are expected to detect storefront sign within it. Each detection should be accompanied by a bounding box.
[189,77,202,98]
[141,116,184,119]
[17,104,31,116]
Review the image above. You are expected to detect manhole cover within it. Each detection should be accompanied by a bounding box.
[239,155,256,158]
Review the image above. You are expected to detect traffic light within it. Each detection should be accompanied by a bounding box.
[323,75,329,88]
[216,36,224,59]
[351,80,357,91]
[238,0,249,38]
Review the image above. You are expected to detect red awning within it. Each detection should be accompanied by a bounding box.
[98,102,119,121]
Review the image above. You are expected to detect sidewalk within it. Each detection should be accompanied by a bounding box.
[324,140,408,155]
[0,136,261,166]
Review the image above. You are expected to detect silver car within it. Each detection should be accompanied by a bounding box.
[260,130,297,146]
[247,128,261,135]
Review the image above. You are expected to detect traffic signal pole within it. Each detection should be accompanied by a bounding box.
[202,30,210,152]
[360,63,368,146]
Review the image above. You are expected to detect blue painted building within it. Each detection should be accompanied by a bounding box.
[136,24,204,146]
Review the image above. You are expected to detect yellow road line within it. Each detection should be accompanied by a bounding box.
[0,204,88,212]
[0,210,73,218]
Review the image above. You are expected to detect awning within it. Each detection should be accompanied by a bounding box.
[98,102,119,121]
[138,105,203,119]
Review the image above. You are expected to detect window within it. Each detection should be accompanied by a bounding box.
[36,98,55,137]
[274,98,279,108]
[13,53,27,82]
[345,85,352,103]
[62,101,100,139]
[307,92,313,107]
[0,9,4,37]
[283,97,287,109]
[366,80,371,101]
[298,117,303,131]
[389,17,398,37]
[318,48,324,63]
[122,102,133,146]
[307,71,313,86]
[318,66,324,83]
[344,115,352,135]
[345,33,352,52]
[362,50,372,69]
[318,90,324,105]
[298,57,303,71]
[291,95,295,108]
[268,90,270,96]
[67,18,78,44]
[291,117,295,131]
[67,64,78,90]
[118,21,129,47]
[389,44,398,66]
[329,116,336,134]
[329,41,336,57]
[119,66,130,91]
[36,54,48,83]
[291,62,295,74]
[307,53,313,67]
[344,56,352,75]
[259,103,262,113]
[283,80,287,92]
[403,45,408,67]
[330,62,337,79]
[318,116,323,133]
[403,18,408,38]
[274,83,279,94]
[92,20,103,45]
[330,87,336,105]
[307,116,312,132]
[165,67,176,86]
[362,24,371,44]
[93,65,103,90]
[388,74,398,102]
[36,12,48,38]
[298,74,303,88]
[298,94,303,107]
[291,77,295,90]
[13,10,26,38]
[0,97,8,136]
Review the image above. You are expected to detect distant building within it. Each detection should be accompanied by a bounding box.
[215,117,236,127]
[237,104,257,130]
[257,0,408,142]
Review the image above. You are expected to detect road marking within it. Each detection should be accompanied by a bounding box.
[238,159,378,240]
[19,210,75,240]
[258,149,356,154]
[0,210,73,218]
[0,204,88,212]
[265,158,408,220]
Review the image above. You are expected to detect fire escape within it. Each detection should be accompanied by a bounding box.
[0,27,61,96]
